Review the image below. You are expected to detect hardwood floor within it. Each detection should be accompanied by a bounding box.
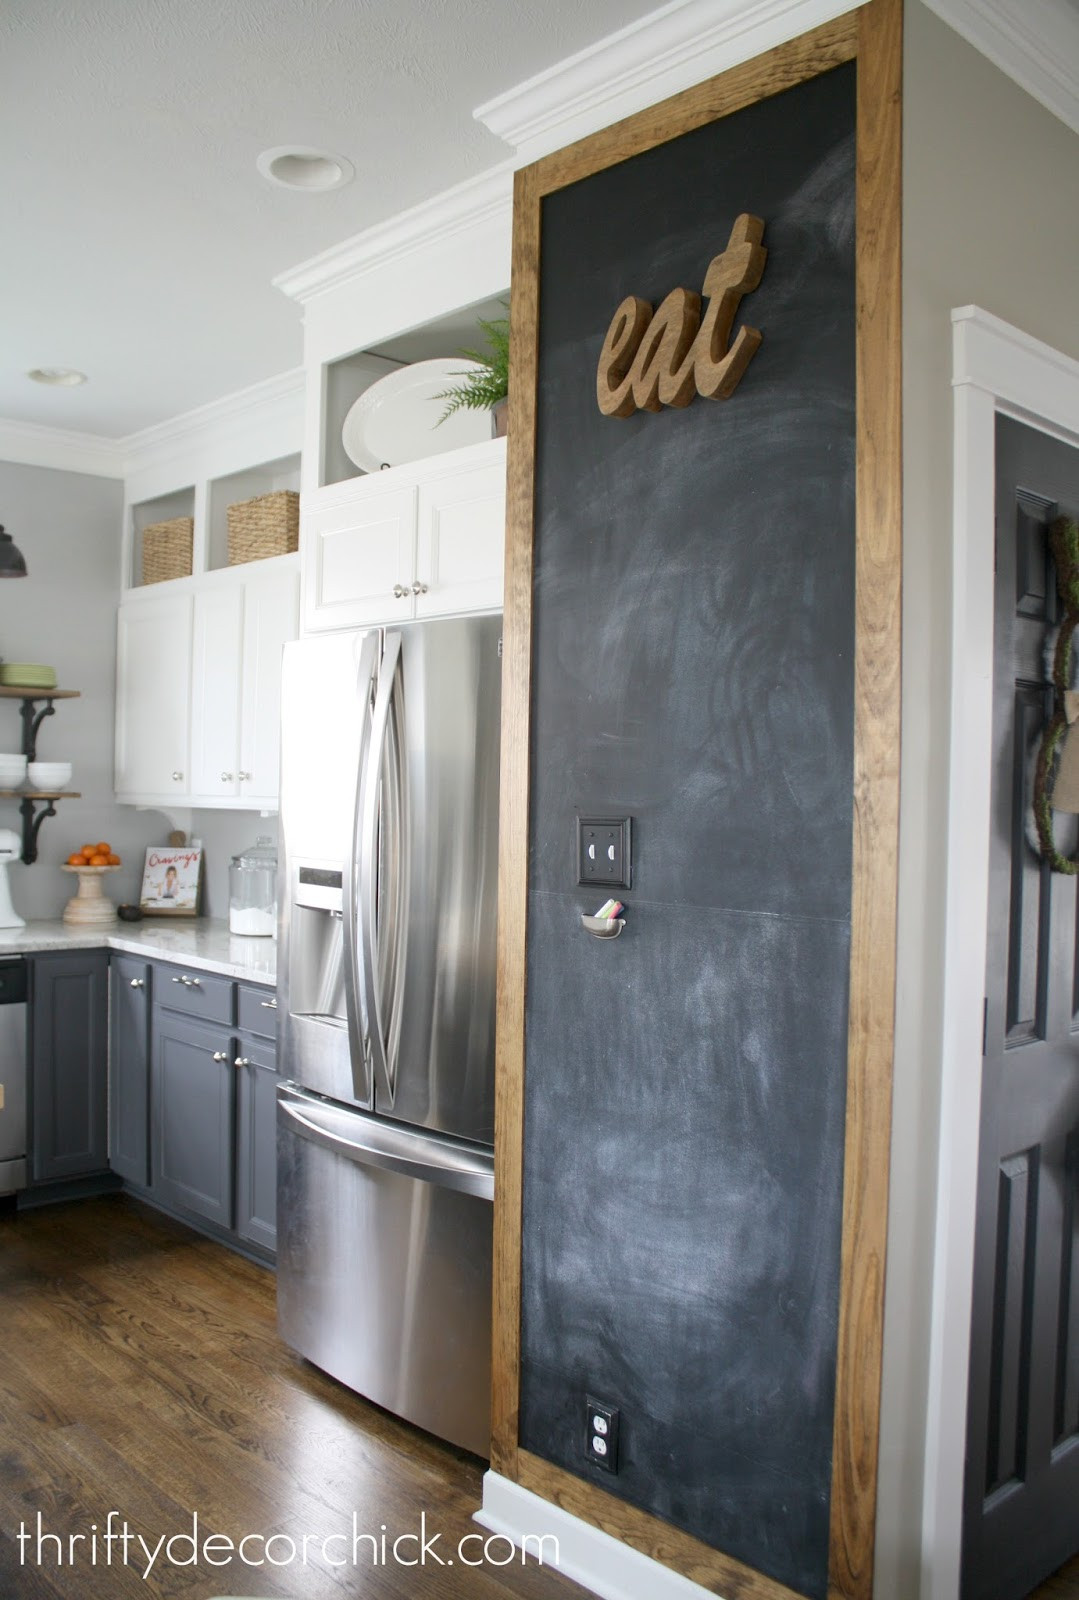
[0,1194,577,1600]
[1,1193,1076,1600]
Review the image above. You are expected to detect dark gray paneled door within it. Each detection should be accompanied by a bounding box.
[963,416,1079,1600]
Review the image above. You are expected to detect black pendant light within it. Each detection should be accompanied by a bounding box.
[0,527,28,578]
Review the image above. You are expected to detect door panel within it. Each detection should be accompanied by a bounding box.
[109,955,151,1186]
[964,415,1079,1600]
[415,449,505,617]
[115,595,193,799]
[239,566,298,805]
[190,585,243,799]
[151,1011,234,1229]
[303,485,416,632]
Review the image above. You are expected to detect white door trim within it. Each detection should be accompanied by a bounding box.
[923,306,1079,1600]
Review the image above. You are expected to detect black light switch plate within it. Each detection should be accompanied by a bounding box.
[577,816,631,889]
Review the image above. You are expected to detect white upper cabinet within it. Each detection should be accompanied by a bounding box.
[302,438,505,633]
[117,561,299,810]
[115,593,194,802]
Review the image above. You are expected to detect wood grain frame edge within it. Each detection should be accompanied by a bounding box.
[828,1,903,1596]
[490,161,542,1480]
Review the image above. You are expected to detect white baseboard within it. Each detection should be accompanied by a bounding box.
[476,1471,722,1600]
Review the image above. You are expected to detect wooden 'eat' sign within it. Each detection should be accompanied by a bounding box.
[596,214,767,417]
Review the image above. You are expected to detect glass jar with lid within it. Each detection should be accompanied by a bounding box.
[229,834,278,937]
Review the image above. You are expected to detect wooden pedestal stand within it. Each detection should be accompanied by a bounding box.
[61,864,120,925]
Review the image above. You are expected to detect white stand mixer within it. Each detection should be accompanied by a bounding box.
[0,828,25,928]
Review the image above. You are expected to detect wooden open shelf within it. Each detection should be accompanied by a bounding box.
[0,790,81,800]
[0,687,80,700]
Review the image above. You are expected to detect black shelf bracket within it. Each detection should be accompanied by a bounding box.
[19,696,57,763]
[19,796,57,865]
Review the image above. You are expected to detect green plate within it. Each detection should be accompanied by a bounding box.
[0,663,57,688]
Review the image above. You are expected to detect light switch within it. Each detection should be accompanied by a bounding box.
[576,816,631,889]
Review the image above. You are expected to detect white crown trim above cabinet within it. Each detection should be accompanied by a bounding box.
[301,437,505,634]
[115,558,299,809]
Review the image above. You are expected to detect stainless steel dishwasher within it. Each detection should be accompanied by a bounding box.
[0,958,27,1194]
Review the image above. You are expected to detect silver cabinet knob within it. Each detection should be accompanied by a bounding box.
[221,771,234,782]
[234,1057,251,1069]
[238,770,251,781]
[129,977,144,988]
[171,974,201,987]
[172,771,183,781]
[212,1051,228,1063]
[410,581,428,596]
[392,583,408,599]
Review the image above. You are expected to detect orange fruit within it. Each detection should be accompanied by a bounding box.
[89,853,110,866]
[95,842,111,855]
[81,845,97,857]
[66,852,84,866]
[107,853,121,865]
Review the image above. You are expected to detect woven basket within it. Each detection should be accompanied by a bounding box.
[227,490,299,566]
[142,517,193,584]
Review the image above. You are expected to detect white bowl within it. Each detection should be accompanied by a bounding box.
[27,760,72,791]
[0,753,27,787]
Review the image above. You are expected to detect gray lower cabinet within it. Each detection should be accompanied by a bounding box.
[235,1034,278,1252]
[109,955,151,1185]
[151,1008,235,1230]
[30,950,109,1184]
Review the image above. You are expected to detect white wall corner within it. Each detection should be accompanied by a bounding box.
[272,163,515,307]
[923,0,1079,137]
[472,0,859,164]
[0,417,126,480]
[476,1472,722,1600]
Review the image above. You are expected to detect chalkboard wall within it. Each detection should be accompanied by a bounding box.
[519,62,856,1600]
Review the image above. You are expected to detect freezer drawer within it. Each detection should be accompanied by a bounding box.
[276,1084,493,1456]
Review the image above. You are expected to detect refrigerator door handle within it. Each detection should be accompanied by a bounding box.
[358,629,401,1107]
[343,631,381,1106]
[277,1086,494,1200]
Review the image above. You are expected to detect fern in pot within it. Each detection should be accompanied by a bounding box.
[436,311,509,438]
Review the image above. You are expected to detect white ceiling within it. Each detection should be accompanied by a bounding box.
[0,0,661,439]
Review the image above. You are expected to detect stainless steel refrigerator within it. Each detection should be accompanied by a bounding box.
[276,614,500,1456]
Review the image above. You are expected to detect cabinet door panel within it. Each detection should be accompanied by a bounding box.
[303,486,416,632]
[152,1012,234,1228]
[109,956,151,1187]
[30,952,109,1183]
[415,455,505,617]
[236,1037,278,1253]
[240,567,299,805]
[115,595,193,799]
[191,585,243,799]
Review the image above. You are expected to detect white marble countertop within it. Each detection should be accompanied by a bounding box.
[0,918,277,985]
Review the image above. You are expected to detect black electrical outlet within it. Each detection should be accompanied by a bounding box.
[576,816,631,889]
[584,1395,620,1473]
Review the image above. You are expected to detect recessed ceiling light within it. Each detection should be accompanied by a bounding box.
[256,146,354,192]
[27,367,87,387]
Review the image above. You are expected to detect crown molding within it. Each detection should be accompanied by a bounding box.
[273,163,515,306]
[473,0,858,163]
[0,417,126,479]
[121,367,305,477]
[925,0,1079,136]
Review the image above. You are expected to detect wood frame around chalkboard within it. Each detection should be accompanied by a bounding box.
[491,2,902,1598]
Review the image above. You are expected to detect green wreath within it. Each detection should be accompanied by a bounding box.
[1034,516,1079,873]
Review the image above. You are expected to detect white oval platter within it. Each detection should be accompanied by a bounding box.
[341,358,491,473]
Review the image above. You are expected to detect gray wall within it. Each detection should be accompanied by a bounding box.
[0,461,170,919]
[0,460,276,923]
[877,10,1079,1598]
